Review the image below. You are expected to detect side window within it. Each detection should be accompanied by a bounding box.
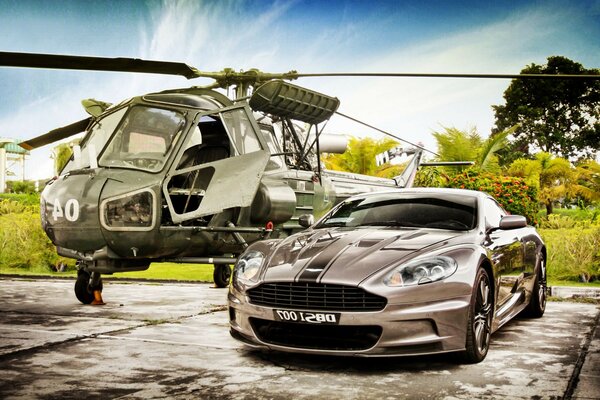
[259,125,285,170]
[221,109,262,155]
[177,115,231,170]
[484,198,506,228]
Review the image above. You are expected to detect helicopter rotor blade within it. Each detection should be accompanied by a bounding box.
[294,72,600,80]
[0,51,201,79]
[19,117,92,150]
[334,111,439,157]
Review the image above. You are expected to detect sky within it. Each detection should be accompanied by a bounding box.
[0,0,599,180]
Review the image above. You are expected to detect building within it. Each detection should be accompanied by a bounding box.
[0,138,29,193]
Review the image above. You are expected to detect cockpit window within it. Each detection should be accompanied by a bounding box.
[317,193,478,231]
[99,106,185,172]
[63,107,127,173]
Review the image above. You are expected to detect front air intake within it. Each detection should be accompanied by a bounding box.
[247,282,387,312]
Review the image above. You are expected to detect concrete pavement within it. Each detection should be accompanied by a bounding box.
[0,278,598,399]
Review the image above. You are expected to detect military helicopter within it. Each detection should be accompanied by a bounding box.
[1,51,597,304]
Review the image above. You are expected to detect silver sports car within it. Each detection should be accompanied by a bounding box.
[228,188,546,363]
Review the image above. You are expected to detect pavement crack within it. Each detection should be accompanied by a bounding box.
[0,304,230,361]
[562,308,600,400]
[0,320,151,362]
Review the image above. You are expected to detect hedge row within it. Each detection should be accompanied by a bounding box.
[444,170,538,224]
[540,228,600,282]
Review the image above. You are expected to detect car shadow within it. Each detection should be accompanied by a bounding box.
[240,348,464,373]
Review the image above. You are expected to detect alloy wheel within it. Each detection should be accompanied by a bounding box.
[473,276,492,354]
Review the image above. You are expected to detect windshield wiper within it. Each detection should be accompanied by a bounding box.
[319,221,347,228]
[358,221,422,228]
[423,221,470,231]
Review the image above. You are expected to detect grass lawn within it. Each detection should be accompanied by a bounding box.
[0,263,215,282]
[1,264,599,288]
[548,279,600,287]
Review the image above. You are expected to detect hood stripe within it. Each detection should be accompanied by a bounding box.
[296,232,364,282]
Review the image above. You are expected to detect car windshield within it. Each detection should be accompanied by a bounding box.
[98,106,185,172]
[317,193,478,231]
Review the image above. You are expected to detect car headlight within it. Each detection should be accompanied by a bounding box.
[232,250,264,289]
[384,256,458,287]
[101,189,155,231]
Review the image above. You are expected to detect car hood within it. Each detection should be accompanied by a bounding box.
[261,227,465,285]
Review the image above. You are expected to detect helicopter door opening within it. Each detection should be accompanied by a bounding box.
[163,108,269,225]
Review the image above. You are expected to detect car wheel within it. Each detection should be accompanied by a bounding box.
[522,254,546,318]
[462,268,493,363]
[213,264,232,288]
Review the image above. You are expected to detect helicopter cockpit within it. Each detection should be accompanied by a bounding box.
[62,105,186,174]
[100,106,185,172]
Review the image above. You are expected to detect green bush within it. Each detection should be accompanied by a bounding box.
[445,170,538,224]
[540,228,600,282]
[0,208,72,272]
[552,206,599,222]
[0,200,38,215]
[6,180,37,194]
[0,193,40,207]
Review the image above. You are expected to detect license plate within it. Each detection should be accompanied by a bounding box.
[273,309,340,324]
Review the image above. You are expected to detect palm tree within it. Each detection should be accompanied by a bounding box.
[476,126,517,172]
[323,136,398,175]
[508,152,587,214]
[432,127,481,167]
[432,125,516,173]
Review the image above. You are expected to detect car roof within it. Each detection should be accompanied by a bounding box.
[349,187,487,201]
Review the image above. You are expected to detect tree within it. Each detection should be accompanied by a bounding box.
[323,136,398,176]
[507,152,590,214]
[432,127,481,165]
[492,56,600,162]
[573,160,600,206]
[432,126,514,173]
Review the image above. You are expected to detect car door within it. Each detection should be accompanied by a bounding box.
[483,198,526,313]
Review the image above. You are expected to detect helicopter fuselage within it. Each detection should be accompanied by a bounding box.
[41,88,403,275]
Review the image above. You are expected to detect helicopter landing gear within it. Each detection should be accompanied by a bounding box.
[74,269,105,305]
[213,264,232,288]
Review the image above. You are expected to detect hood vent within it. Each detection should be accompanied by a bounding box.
[401,231,428,241]
[355,239,384,248]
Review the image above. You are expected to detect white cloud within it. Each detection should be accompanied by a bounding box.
[2,0,598,180]
[314,3,599,151]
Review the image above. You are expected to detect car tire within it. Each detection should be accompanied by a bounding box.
[522,254,546,318]
[462,267,493,364]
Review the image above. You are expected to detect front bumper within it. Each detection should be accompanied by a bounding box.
[228,286,471,357]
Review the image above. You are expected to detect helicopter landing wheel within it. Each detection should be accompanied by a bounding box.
[74,270,104,305]
[213,264,232,288]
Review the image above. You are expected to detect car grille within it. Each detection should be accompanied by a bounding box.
[247,282,387,312]
[250,318,382,351]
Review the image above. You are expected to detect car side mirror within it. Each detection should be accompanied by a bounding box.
[498,215,527,230]
[298,214,315,228]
